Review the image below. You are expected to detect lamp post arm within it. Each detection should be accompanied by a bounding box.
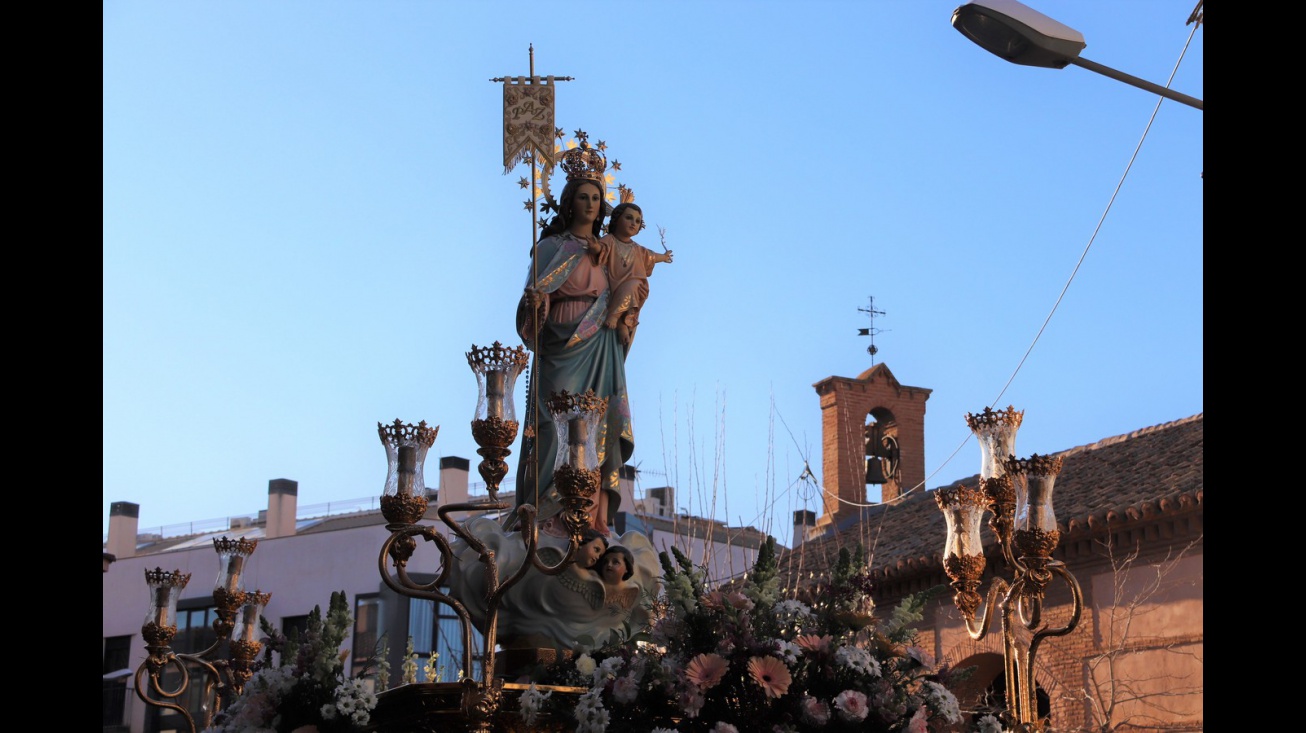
[1068,56,1203,110]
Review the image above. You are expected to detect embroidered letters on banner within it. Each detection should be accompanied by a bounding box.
[503,78,557,174]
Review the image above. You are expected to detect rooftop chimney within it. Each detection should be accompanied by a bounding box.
[265,479,298,539]
[792,509,817,546]
[437,456,470,507]
[106,501,140,559]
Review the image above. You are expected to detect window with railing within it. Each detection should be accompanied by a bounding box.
[103,635,133,729]
[352,594,384,675]
[408,593,483,682]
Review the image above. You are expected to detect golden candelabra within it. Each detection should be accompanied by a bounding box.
[133,537,269,732]
[935,407,1083,732]
[372,342,598,732]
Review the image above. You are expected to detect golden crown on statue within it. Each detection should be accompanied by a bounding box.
[559,130,607,184]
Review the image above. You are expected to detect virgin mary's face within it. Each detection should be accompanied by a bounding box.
[571,183,603,227]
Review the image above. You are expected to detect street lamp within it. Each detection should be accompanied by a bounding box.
[951,0,1203,111]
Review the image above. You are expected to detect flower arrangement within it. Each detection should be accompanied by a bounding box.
[525,537,978,733]
[204,590,378,733]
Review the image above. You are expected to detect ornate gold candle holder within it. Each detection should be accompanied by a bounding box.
[377,419,439,526]
[940,408,1082,733]
[936,484,989,620]
[546,389,608,541]
[467,342,529,501]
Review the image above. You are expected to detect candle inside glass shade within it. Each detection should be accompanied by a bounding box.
[965,406,1024,480]
[153,586,171,627]
[1008,454,1064,534]
[567,414,589,467]
[486,370,506,420]
[397,445,417,496]
[144,568,188,631]
[1020,473,1058,534]
[467,342,527,424]
[936,486,987,560]
[236,593,265,643]
[377,420,438,500]
[221,554,245,595]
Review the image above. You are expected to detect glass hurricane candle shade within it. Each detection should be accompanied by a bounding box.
[546,389,609,536]
[377,419,439,525]
[935,486,989,620]
[1006,454,1065,563]
[144,568,190,631]
[548,390,609,472]
[467,342,529,423]
[965,406,1025,480]
[1006,454,1064,534]
[937,485,988,560]
[213,537,258,596]
[234,591,270,645]
[378,420,439,499]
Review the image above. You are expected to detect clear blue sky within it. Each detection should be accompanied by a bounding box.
[103,1,1203,547]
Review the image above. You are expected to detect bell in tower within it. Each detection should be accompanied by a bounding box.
[864,414,901,485]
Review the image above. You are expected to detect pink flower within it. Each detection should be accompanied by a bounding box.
[612,675,640,704]
[702,591,728,610]
[906,704,929,733]
[726,592,754,610]
[678,684,705,718]
[801,696,831,725]
[833,689,869,721]
[684,653,729,690]
[795,634,832,653]
[747,655,792,698]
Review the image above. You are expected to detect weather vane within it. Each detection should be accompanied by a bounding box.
[857,296,889,365]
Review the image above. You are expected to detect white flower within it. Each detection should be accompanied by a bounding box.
[711,723,739,733]
[319,702,337,720]
[773,639,802,665]
[574,686,609,733]
[976,713,1007,733]
[650,728,679,733]
[923,680,962,723]
[594,655,625,684]
[576,653,597,677]
[833,645,880,677]
[772,599,812,618]
[519,682,553,726]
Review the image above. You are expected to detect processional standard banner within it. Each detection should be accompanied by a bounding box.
[502,77,557,174]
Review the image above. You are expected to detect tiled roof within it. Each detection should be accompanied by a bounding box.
[778,413,1203,581]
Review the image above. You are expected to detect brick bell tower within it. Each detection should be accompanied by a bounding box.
[812,363,931,528]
